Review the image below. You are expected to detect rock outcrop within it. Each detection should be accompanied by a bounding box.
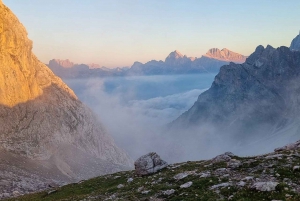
[290,32,300,51]
[0,1,132,195]
[134,152,168,176]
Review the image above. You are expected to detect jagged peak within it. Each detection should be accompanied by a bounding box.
[169,50,184,58]
[204,48,247,63]
[290,32,300,51]
[164,50,184,63]
[49,59,74,68]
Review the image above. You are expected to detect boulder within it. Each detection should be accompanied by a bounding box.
[180,181,193,188]
[252,182,278,192]
[134,152,168,176]
[227,159,241,169]
[212,152,235,163]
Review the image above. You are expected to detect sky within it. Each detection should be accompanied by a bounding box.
[3,0,300,68]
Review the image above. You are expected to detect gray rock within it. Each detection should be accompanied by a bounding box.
[200,172,211,178]
[237,181,246,187]
[252,182,278,191]
[265,154,283,159]
[180,181,193,188]
[141,190,150,194]
[12,191,20,197]
[227,159,241,169]
[212,152,234,163]
[210,182,231,190]
[173,173,188,180]
[117,184,124,189]
[162,189,175,195]
[134,152,168,176]
[293,166,300,171]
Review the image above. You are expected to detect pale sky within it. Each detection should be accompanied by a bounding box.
[3,0,300,68]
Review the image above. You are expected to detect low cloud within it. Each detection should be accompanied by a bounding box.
[65,76,294,164]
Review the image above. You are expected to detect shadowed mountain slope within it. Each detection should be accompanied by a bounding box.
[173,44,300,152]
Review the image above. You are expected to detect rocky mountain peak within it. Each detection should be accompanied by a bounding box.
[0,4,76,107]
[290,32,300,51]
[50,59,74,68]
[165,50,184,63]
[175,44,300,153]
[204,48,247,63]
[0,1,132,176]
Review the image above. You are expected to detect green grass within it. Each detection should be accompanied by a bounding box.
[6,149,300,201]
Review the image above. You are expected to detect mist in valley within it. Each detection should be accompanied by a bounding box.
[62,73,294,164]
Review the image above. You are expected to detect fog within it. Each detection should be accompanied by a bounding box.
[64,74,298,163]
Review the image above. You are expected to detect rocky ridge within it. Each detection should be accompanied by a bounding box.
[9,140,300,200]
[173,42,300,153]
[0,1,132,196]
[48,48,247,78]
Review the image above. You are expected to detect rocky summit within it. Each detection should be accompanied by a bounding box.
[204,48,247,63]
[0,1,132,198]
[290,32,300,51]
[174,43,300,152]
[9,140,300,200]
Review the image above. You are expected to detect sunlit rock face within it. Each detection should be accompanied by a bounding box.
[290,33,300,51]
[204,48,247,63]
[174,44,300,147]
[0,1,131,167]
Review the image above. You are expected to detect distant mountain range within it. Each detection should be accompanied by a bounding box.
[47,48,247,78]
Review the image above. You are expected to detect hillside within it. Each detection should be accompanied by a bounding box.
[7,141,300,200]
[0,0,132,197]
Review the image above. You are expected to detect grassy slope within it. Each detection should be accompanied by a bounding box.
[7,149,300,201]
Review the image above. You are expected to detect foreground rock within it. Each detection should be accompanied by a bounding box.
[134,152,168,176]
[252,182,279,192]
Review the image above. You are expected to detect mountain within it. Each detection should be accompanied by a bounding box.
[48,59,127,78]
[48,49,247,78]
[290,32,300,51]
[0,1,132,196]
[204,48,248,63]
[11,140,300,200]
[126,49,247,76]
[173,43,300,153]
